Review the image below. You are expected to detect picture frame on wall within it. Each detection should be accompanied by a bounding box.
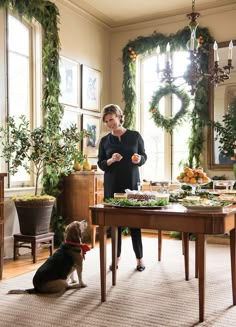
[60,106,82,149]
[59,56,79,107]
[81,65,101,112]
[82,114,101,157]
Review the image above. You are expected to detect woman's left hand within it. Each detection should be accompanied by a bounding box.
[131,153,141,164]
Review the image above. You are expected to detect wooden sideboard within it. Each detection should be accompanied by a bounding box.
[0,173,7,280]
[60,171,104,247]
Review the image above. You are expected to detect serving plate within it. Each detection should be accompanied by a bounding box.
[114,205,169,209]
[182,204,232,212]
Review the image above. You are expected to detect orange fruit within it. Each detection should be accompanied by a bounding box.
[183,176,190,183]
[131,154,139,161]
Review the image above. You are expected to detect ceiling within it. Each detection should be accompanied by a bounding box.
[66,0,235,28]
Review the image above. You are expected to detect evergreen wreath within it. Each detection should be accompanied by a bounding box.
[149,85,190,133]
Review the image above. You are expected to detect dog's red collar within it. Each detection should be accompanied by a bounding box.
[65,241,90,259]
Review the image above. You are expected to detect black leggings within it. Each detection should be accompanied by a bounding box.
[117,227,143,259]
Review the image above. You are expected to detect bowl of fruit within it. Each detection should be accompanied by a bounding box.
[177,167,211,193]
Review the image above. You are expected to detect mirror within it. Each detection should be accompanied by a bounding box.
[208,40,236,170]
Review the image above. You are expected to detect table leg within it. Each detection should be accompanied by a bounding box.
[182,232,189,281]
[197,233,205,322]
[158,230,162,261]
[111,226,118,286]
[230,225,236,305]
[195,235,198,278]
[99,225,107,302]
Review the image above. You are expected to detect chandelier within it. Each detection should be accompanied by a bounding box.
[159,0,234,95]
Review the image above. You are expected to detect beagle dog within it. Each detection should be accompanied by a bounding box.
[8,220,90,294]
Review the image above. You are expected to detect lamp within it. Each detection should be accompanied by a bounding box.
[158,0,234,95]
[185,0,234,95]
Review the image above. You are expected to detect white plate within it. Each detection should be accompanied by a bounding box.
[183,205,231,212]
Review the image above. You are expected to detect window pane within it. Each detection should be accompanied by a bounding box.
[8,15,29,55]
[8,52,30,118]
[7,14,31,186]
[139,51,192,182]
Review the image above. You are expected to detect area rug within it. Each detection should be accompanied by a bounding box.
[0,237,236,327]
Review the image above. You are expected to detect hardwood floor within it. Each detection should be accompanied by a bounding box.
[1,232,169,281]
[2,248,52,280]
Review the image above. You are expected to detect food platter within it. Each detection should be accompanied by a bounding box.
[113,205,169,209]
[182,205,229,212]
[104,197,169,209]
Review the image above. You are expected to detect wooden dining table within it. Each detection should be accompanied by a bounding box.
[90,203,236,322]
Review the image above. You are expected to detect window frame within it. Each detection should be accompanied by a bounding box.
[0,10,42,191]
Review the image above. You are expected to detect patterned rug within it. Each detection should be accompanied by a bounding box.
[0,237,236,327]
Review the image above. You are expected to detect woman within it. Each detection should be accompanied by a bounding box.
[97,104,147,271]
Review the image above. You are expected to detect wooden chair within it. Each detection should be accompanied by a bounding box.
[157,231,196,281]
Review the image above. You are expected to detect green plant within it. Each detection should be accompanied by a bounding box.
[74,151,86,165]
[214,96,236,161]
[0,115,87,197]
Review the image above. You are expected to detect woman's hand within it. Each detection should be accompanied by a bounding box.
[107,153,123,166]
[112,153,123,162]
[131,153,141,164]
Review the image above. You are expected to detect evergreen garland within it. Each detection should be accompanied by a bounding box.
[122,26,213,167]
[149,84,190,133]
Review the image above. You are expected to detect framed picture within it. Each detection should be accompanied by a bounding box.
[61,106,81,130]
[59,56,79,106]
[61,106,82,149]
[81,65,101,112]
[82,114,101,157]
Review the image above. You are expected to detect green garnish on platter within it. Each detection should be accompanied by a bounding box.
[104,198,169,207]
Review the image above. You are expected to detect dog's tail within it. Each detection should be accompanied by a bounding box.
[8,288,36,294]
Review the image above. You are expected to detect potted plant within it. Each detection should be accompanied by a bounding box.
[0,115,87,236]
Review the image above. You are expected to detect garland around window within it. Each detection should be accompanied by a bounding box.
[122,27,213,167]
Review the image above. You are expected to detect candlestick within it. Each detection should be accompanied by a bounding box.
[228,40,233,60]
[213,41,219,62]
[189,31,195,51]
[166,43,170,63]
[156,45,160,74]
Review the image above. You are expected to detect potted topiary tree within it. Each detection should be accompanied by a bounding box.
[0,115,87,236]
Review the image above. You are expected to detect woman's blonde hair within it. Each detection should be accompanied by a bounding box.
[101,104,124,124]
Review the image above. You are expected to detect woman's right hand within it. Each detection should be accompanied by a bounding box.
[111,153,123,162]
[107,153,123,166]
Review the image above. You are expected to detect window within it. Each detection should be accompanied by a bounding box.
[0,12,42,188]
[137,50,194,182]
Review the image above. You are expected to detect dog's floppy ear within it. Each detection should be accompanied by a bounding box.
[65,221,82,242]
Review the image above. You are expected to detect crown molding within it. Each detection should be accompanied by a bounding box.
[54,0,110,30]
[111,3,236,32]
[55,0,236,33]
